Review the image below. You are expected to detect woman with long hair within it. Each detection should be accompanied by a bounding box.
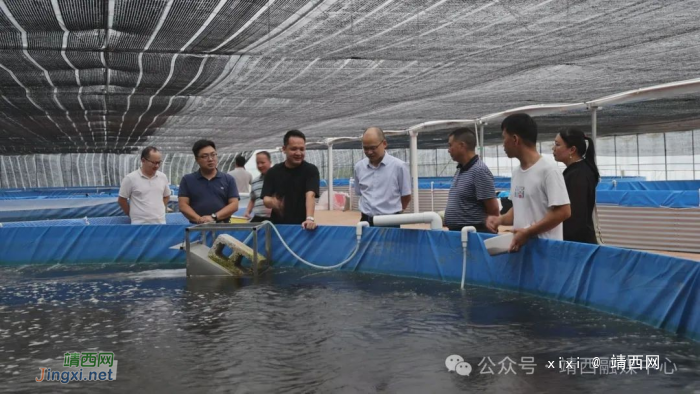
[552,128,600,244]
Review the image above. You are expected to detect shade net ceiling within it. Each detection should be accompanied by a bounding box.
[0,0,699,155]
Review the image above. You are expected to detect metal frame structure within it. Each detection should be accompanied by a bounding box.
[185,222,272,278]
[315,77,700,211]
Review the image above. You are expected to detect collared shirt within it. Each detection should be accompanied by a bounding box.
[250,174,271,218]
[353,153,411,216]
[261,161,320,224]
[119,169,171,224]
[444,156,496,229]
[228,167,252,193]
[178,169,239,221]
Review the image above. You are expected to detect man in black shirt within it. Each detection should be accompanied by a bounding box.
[261,130,320,230]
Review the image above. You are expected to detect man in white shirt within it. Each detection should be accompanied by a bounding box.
[486,114,571,252]
[118,146,171,224]
[228,155,252,193]
[353,127,412,226]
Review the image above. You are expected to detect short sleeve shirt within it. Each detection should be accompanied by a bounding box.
[444,156,496,228]
[261,161,320,224]
[509,157,570,240]
[178,170,239,221]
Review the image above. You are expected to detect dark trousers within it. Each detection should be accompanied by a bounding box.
[250,215,269,223]
[360,212,402,228]
[447,223,491,233]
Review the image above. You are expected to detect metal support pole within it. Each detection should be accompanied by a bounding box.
[590,106,598,165]
[692,130,696,180]
[613,135,618,177]
[430,181,434,212]
[663,132,668,180]
[636,134,641,176]
[410,130,419,213]
[265,223,272,264]
[479,123,485,158]
[253,228,259,278]
[327,143,334,211]
[474,120,480,153]
[495,143,500,176]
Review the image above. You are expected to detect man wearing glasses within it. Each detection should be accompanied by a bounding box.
[118,146,172,224]
[353,127,412,226]
[178,140,240,224]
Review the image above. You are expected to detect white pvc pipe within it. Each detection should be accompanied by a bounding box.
[373,212,442,230]
[356,221,369,239]
[460,226,476,290]
[590,106,598,165]
[409,129,419,213]
[327,143,334,211]
[479,123,485,158]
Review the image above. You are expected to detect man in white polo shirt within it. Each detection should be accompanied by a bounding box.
[118,146,171,224]
[353,127,412,227]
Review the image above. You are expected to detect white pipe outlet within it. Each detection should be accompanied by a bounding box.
[373,212,442,230]
[460,226,477,290]
[356,221,369,240]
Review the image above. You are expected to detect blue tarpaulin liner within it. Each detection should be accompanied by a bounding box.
[0,212,191,227]
[597,180,700,191]
[0,224,697,341]
[597,190,700,208]
[0,198,124,222]
[0,208,247,227]
[0,185,180,199]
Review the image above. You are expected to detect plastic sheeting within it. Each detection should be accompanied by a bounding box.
[0,224,697,341]
[598,180,700,191]
[0,212,191,227]
[597,190,700,208]
[0,153,247,188]
[0,198,123,222]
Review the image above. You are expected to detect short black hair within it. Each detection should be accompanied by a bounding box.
[256,151,271,160]
[192,139,215,157]
[140,146,159,160]
[235,155,246,167]
[448,127,477,151]
[283,129,306,146]
[501,113,537,145]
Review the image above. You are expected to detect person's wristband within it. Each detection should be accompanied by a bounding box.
[306,216,315,222]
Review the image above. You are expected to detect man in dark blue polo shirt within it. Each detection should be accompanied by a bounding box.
[444,127,499,232]
[178,140,239,224]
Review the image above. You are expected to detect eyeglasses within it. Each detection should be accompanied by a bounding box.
[144,158,163,166]
[363,140,385,152]
[198,153,218,160]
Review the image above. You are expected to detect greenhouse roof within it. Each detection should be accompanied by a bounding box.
[1,0,699,154]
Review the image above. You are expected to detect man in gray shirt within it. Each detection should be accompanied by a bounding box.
[228,155,252,193]
[353,127,412,226]
[244,151,273,222]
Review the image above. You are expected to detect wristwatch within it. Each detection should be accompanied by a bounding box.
[306,216,315,222]
[211,213,217,220]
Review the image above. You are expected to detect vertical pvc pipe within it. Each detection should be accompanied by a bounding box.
[692,130,696,180]
[410,130,419,213]
[663,132,668,181]
[474,120,480,153]
[590,106,598,165]
[430,181,434,212]
[479,123,485,158]
[327,143,334,211]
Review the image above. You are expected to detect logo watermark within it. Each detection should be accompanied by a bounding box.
[445,355,472,376]
[35,352,118,384]
[446,354,677,377]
